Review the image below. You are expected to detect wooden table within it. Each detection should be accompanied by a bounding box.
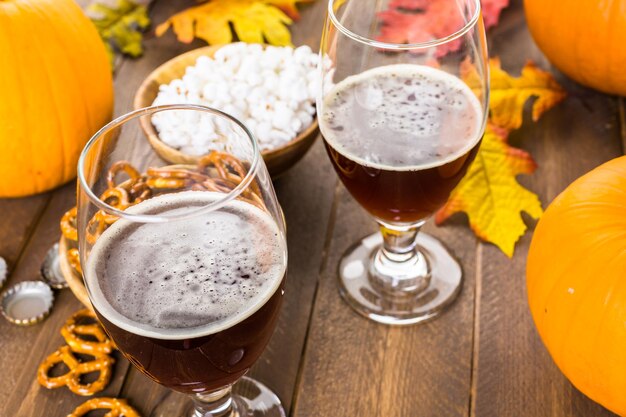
[1,1,624,416]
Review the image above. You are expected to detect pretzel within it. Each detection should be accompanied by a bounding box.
[98,187,131,226]
[61,309,114,355]
[68,397,140,417]
[107,161,141,190]
[147,167,209,183]
[145,176,189,189]
[67,248,82,275]
[37,346,115,396]
[101,188,130,211]
[198,152,248,179]
[86,211,108,244]
[128,178,152,203]
[61,207,78,242]
[61,151,266,271]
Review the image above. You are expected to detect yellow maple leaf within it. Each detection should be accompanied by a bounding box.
[156,0,293,46]
[462,58,567,130]
[435,124,544,257]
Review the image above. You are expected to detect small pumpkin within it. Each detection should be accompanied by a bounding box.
[0,0,114,197]
[527,156,626,416]
[524,0,626,96]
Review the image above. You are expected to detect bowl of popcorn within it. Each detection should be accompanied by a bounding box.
[134,42,321,177]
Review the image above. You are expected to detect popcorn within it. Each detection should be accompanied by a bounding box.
[152,43,321,153]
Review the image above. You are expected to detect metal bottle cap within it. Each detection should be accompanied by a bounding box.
[1,281,55,326]
[0,256,7,290]
[41,243,69,289]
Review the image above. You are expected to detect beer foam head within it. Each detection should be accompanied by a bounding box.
[320,64,484,170]
[85,191,287,340]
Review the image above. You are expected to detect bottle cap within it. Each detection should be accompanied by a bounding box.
[41,243,68,290]
[1,281,55,326]
[0,256,7,290]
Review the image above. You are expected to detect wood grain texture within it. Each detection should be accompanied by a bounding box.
[471,1,622,416]
[0,184,131,416]
[292,185,479,417]
[1,0,625,416]
[0,195,50,270]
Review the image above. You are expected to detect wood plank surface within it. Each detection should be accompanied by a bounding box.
[0,195,51,271]
[0,184,131,416]
[1,0,625,416]
[292,188,479,417]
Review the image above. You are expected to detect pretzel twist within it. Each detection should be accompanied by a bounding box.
[67,249,82,275]
[61,207,78,242]
[37,346,115,396]
[128,179,152,203]
[61,309,114,355]
[86,211,108,245]
[107,161,141,190]
[62,151,266,273]
[145,176,190,189]
[67,397,140,417]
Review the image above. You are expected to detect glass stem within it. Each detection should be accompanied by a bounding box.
[191,385,237,417]
[370,220,431,295]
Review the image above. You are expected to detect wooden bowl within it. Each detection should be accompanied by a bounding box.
[134,45,319,177]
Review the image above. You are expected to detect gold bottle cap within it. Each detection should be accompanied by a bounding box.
[1,281,55,326]
[41,243,68,290]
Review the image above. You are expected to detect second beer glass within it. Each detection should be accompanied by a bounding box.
[318,0,489,324]
[77,105,287,417]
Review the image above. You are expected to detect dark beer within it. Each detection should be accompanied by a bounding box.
[320,64,484,223]
[85,191,287,394]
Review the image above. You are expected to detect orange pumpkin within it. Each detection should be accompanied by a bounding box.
[524,0,626,96]
[527,156,626,416]
[0,0,114,197]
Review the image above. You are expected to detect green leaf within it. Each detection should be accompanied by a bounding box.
[88,0,151,66]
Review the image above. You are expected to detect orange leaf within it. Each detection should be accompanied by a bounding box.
[435,124,543,257]
[156,0,293,46]
[463,58,567,130]
[267,0,313,20]
[437,60,566,257]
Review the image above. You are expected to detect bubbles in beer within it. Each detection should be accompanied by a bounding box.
[85,191,286,340]
[320,64,483,170]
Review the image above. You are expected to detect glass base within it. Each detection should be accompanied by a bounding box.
[229,377,286,417]
[151,377,285,417]
[338,232,462,325]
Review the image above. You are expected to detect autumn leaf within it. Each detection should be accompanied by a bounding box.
[481,0,510,29]
[156,0,294,46]
[435,124,543,257]
[435,60,566,256]
[462,58,567,130]
[267,0,313,20]
[88,0,150,66]
[378,0,462,57]
[377,0,510,57]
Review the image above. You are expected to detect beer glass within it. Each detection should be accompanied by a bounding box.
[319,0,489,324]
[77,105,288,417]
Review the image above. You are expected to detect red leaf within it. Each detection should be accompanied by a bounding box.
[388,0,430,9]
[481,0,510,29]
[377,0,510,57]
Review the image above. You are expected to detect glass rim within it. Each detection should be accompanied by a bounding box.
[77,104,261,224]
[327,0,482,51]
